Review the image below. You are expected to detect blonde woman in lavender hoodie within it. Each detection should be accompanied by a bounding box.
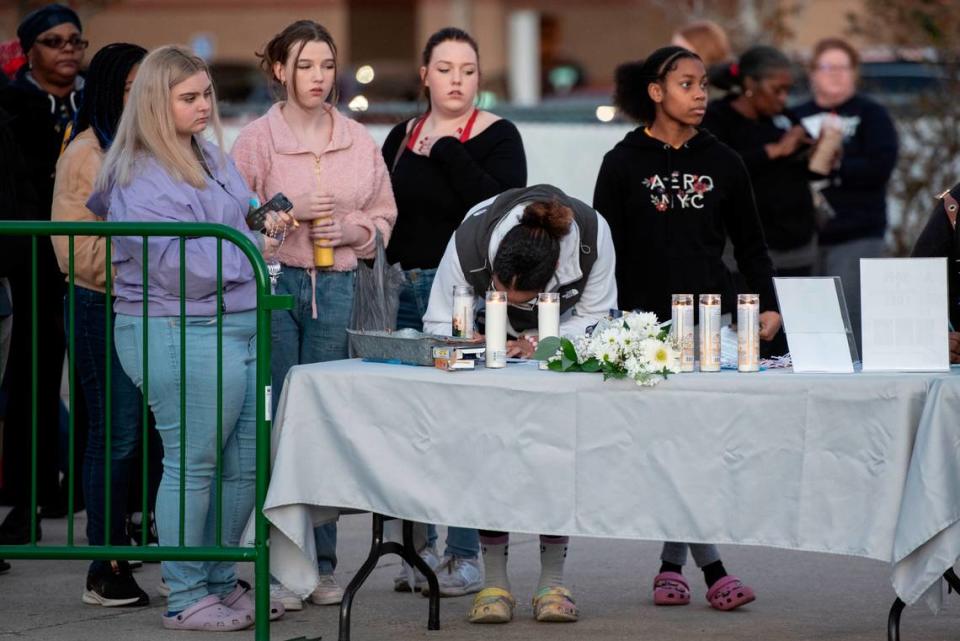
[91,45,288,631]
[230,20,397,610]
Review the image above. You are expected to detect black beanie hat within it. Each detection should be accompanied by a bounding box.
[17,4,82,53]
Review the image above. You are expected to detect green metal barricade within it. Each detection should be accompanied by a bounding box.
[0,221,292,640]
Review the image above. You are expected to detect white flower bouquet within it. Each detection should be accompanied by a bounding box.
[531,311,679,386]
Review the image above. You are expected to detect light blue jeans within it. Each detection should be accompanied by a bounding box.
[272,267,356,573]
[115,311,258,613]
[397,268,479,560]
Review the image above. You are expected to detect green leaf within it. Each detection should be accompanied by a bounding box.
[532,336,562,361]
[561,354,577,371]
[547,360,564,372]
[580,358,601,373]
[561,337,579,362]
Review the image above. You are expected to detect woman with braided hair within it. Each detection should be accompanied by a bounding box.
[51,41,151,608]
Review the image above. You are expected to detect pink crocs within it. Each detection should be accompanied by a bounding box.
[162,594,252,631]
[706,575,756,611]
[653,571,691,606]
[220,580,285,621]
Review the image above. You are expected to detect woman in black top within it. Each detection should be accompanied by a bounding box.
[703,46,817,277]
[382,27,526,330]
[380,26,526,599]
[593,48,780,332]
[594,47,781,612]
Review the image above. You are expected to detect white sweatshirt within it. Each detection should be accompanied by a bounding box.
[422,196,618,338]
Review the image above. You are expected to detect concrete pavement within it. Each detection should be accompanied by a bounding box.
[1,511,958,641]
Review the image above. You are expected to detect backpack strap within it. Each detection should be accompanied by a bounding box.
[940,189,959,230]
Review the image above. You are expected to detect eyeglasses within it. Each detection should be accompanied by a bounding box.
[34,36,89,51]
[487,283,538,311]
[814,63,853,74]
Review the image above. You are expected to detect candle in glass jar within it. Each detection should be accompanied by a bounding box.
[737,293,760,372]
[537,292,560,370]
[671,294,694,372]
[485,290,507,368]
[699,294,721,372]
[452,285,474,338]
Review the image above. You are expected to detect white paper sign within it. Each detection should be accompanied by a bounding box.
[774,277,855,373]
[860,258,949,372]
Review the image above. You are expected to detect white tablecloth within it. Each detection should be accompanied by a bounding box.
[258,359,960,609]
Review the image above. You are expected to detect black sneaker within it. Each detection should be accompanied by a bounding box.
[0,559,10,575]
[82,561,150,607]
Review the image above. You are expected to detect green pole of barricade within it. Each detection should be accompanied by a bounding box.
[0,221,292,641]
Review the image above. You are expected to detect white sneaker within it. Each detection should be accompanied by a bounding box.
[270,583,304,611]
[158,578,170,598]
[393,545,442,593]
[309,573,344,605]
[424,555,484,597]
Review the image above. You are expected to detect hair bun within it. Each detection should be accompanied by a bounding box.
[520,200,573,239]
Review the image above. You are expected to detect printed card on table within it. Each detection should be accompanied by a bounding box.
[774,277,856,373]
[860,258,949,372]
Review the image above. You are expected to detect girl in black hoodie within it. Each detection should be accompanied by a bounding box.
[593,46,779,612]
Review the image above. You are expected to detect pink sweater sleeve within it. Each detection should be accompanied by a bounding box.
[230,126,268,203]
[343,136,397,260]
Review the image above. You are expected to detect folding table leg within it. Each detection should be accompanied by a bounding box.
[337,514,440,641]
[886,568,960,641]
[944,567,960,594]
[338,514,386,641]
[887,598,906,641]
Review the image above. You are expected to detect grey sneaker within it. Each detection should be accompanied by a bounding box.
[270,583,304,611]
[393,544,441,593]
[309,573,344,605]
[423,555,484,598]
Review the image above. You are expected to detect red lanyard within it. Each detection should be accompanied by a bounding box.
[406,108,480,151]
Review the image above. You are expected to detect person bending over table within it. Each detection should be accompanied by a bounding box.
[422,183,617,623]
[912,181,960,363]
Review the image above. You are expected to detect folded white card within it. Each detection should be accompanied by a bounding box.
[860,258,949,372]
[775,277,855,373]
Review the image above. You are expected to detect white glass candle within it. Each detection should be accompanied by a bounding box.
[671,294,694,372]
[737,293,760,372]
[699,294,721,372]
[452,285,474,338]
[485,290,507,369]
[537,292,560,370]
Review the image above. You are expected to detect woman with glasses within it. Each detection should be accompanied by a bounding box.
[0,2,88,545]
[794,37,898,352]
[422,184,617,625]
